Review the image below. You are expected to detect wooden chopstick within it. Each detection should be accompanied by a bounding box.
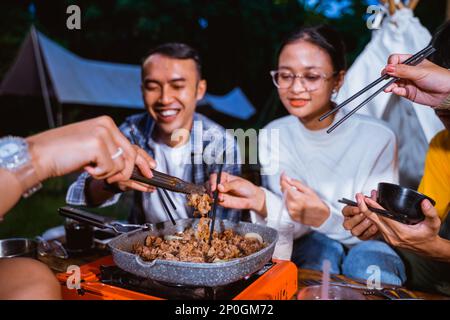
[163,189,177,211]
[409,0,420,10]
[157,189,176,225]
[319,45,434,122]
[388,0,396,15]
[338,198,392,217]
[323,45,436,133]
[208,165,224,245]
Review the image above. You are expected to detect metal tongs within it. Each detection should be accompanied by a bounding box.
[131,168,206,195]
[128,127,206,195]
[319,45,437,133]
[59,206,152,234]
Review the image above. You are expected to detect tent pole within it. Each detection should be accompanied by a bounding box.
[56,100,63,126]
[30,26,55,128]
[447,0,450,19]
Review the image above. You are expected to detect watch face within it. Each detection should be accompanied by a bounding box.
[0,142,20,158]
[0,136,29,169]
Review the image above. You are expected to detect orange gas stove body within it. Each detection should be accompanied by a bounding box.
[57,256,298,300]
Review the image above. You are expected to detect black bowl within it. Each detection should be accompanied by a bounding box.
[377,183,436,225]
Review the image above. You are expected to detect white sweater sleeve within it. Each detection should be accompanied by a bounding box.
[250,188,310,239]
[310,199,360,246]
[361,131,399,195]
[252,127,310,239]
[309,130,398,246]
[255,120,359,246]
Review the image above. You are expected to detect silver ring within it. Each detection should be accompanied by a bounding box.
[111,147,123,160]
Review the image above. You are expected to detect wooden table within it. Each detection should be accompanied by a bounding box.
[297,268,448,300]
[39,246,449,300]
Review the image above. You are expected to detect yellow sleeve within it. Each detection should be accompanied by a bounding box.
[418,131,450,221]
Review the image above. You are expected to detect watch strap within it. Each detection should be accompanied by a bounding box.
[15,160,42,198]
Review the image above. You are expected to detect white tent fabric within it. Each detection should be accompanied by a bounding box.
[336,8,444,142]
[0,29,256,120]
[40,32,143,108]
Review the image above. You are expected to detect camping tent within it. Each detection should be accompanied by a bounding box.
[0,27,255,127]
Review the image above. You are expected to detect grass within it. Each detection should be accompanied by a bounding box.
[0,175,131,239]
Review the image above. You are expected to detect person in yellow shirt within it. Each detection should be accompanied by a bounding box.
[343,65,450,295]
[342,21,450,295]
[394,126,450,295]
[418,129,450,222]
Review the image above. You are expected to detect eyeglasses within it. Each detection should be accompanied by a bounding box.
[270,70,336,91]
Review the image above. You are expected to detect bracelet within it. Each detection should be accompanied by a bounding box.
[15,156,43,198]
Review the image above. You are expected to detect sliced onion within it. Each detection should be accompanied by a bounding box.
[244,232,263,244]
[164,235,184,241]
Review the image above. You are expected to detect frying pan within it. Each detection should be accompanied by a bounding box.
[58,206,278,287]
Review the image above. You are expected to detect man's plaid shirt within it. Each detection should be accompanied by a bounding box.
[66,112,242,223]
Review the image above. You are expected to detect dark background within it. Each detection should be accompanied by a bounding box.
[0,0,447,136]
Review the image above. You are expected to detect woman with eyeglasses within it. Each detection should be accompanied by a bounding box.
[210,25,406,285]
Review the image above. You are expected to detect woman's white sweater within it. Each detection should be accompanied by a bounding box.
[251,111,399,246]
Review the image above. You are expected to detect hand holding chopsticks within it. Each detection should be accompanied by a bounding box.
[320,45,436,133]
[383,54,450,108]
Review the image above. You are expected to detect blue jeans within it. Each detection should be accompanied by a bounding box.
[291,232,407,286]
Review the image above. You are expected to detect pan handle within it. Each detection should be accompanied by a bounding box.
[58,206,118,232]
[135,255,158,268]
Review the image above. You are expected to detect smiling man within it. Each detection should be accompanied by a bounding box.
[66,43,241,224]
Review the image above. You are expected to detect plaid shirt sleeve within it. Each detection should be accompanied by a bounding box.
[65,120,134,207]
[65,171,122,207]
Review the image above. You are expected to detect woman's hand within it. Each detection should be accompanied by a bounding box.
[382,55,450,108]
[342,190,380,240]
[280,174,330,228]
[209,172,266,214]
[356,192,441,255]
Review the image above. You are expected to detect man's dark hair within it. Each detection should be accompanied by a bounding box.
[142,42,202,78]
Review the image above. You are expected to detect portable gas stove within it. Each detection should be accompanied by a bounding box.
[57,256,298,300]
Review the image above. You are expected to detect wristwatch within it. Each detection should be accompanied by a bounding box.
[0,136,42,198]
